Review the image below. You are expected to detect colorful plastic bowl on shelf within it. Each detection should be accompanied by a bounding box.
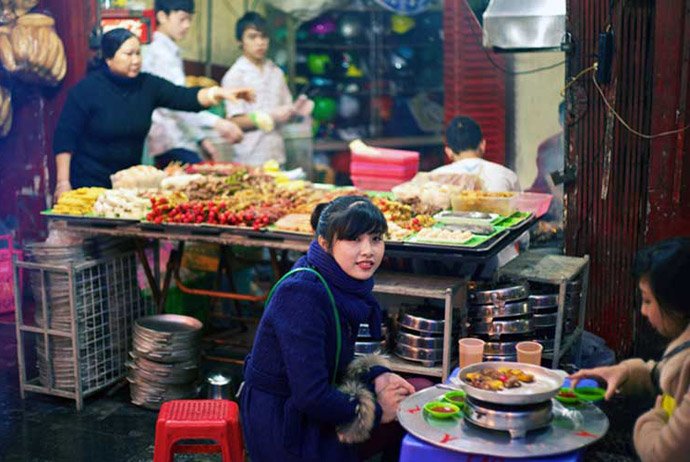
[555,387,580,405]
[423,401,461,419]
[573,386,606,402]
[442,390,467,408]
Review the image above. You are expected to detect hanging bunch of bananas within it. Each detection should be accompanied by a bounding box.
[0,85,11,137]
[0,12,66,86]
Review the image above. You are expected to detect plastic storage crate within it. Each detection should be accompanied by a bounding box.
[14,248,152,410]
[0,235,22,314]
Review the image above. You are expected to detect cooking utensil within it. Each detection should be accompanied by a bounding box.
[483,354,518,362]
[528,293,559,308]
[354,340,386,355]
[464,396,553,439]
[533,312,558,328]
[357,323,388,339]
[400,308,445,335]
[468,301,530,319]
[468,317,533,337]
[450,361,565,405]
[395,343,443,366]
[397,331,444,349]
[468,281,529,305]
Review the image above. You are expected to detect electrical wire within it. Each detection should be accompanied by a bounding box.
[560,64,598,97]
[591,72,690,139]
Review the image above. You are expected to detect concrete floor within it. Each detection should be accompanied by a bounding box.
[0,309,642,462]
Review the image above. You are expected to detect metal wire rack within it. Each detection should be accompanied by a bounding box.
[14,248,152,410]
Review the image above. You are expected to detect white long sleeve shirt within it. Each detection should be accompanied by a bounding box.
[221,56,292,165]
[142,31,220,157]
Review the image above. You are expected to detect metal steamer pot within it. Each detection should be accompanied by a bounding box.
[451,361,565,405]
[464,396,553,439]
[468,317,533,337]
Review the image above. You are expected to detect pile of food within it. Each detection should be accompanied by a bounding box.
[52,187,106,215]
[464,367,535,391]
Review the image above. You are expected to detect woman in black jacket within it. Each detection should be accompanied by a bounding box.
[53,28,252,196]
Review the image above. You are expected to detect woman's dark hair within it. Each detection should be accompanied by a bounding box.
[88,28,137,72]
[445,115,483,154]
[235,12,267,41]
[310,195,387,248]
[155,0,195,14]
[632,236,690,323]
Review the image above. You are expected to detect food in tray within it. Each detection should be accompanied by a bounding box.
[464,367,535,391]
[414,227,473,244]
[444,223,495,236]
[110,165,167,190]
[273,213,313,234]
[92,188,150,219]
[451,190,517,215]
[52,187,106,215]
[385,221,412,241]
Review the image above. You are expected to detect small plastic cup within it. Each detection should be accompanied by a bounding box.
[459,338,485,368]
[516,341,543,365]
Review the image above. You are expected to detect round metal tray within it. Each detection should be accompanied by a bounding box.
[397,331,445,349]
[528,293,559,308]
[533,312,558,328]
[357,323,388,339]
[395,343,443,366]
[469,317,533,337]
[468,281,529,305]
[468,301,530,320]
[483,341,518,355]
[464,396,553,439]
[450,361,565,405]
[398,385,608,458]
[400,309,445,335]
[482,354,518,362]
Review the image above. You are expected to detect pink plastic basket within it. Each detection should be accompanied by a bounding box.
[0,235,22,314]
[513,192,553,218]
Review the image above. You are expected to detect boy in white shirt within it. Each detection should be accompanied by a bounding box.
[221,12,312,166]
[143,0,243,168]
[432,115,520,192]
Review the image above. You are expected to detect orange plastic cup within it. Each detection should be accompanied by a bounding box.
[459,338,485,369]
[516,341,543,365]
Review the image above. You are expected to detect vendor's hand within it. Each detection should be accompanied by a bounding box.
[269,105,296,124]
[292,95,314,117]
[199,139,220,161]
[214,118,243,144]
[221,87,255,103]
[374,372,415,396]
[54,180,72,202]
[569,364,628,400]
[377,384,410,424]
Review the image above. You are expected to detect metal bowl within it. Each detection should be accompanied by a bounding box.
[468,281,529,305]
[451,361,565,405]
[468,301,530,320]
[397,331,445,349]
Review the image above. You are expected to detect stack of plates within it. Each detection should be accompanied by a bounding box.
[128,314,202,409]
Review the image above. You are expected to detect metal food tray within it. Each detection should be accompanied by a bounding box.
[357,323,388,338]
[404,229,510,252]
[397,331,445,349]
[42,210,140,227]
[398,385,608,458]
[468,281,529,305]
[395,343,443,366]
[469,317,533,336]
[450,361,565,405]
[400,309,445,335]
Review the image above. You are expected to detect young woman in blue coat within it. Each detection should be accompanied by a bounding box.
[240,195,415,461]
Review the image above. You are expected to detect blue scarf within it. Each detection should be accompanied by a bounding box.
[294,240,383,339]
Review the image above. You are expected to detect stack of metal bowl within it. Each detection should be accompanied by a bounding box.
[467,280,532,361]
[354,322,388,356]
[128,314,202,409]
[529,279,582,347]
[395,307,450,366]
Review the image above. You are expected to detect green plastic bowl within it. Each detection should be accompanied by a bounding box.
[574,386,606,402]
[555,387,580,405]
[442,390,467,407]
[423,401,461,419]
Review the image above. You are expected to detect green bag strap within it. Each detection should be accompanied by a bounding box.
[265,267,342,385]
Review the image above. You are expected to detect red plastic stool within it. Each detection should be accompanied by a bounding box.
[153,399,243,462]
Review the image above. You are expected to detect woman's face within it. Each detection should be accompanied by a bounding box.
[106,37,142,78]
[324,232,384,280]
[639,277,677,337]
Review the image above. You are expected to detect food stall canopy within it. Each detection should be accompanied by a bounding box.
[482,0,566,51]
